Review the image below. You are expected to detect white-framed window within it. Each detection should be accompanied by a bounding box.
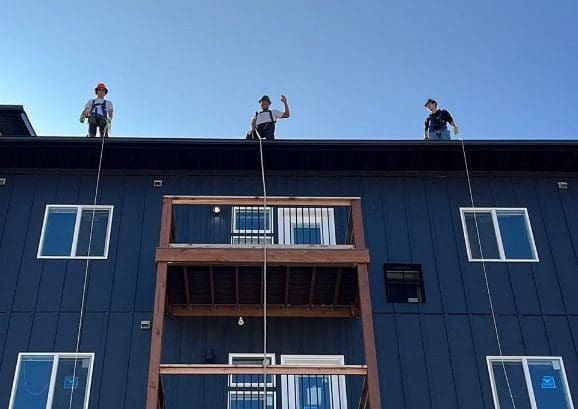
[228,353,276,409]
[38,205,114,259]
[232,207,273,234]
[460,208,538,262]
[280,355,347,409]
[487,356,574,409]
[231,207,274,244]
[9,352,94,409]
[278,208,336,245]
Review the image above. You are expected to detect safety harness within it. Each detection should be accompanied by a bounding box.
[255,110,276,140]
[90,99,108,118]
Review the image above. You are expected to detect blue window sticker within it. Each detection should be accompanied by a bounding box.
[541,375,556,389]
[64,376,78,390]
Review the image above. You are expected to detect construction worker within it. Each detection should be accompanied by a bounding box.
[424,98,459,140]
[80,83,113,137]
[246,95,290,140]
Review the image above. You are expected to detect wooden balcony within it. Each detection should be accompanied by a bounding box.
[156,196,369,267]
[146,196,381,409]
[157,196,369,319]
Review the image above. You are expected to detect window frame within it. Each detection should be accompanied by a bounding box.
[231,206,274,234]
[227,353,277,409]
[460,207,539,262]
[278,208,336,245]
[37,205,114,259]
[9,352,95,409]
[487,356,574,409]
[384,263,426,303]
[228,352,276,388]
[280,354,347,409]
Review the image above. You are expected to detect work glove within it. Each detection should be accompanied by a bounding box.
[79,113,86,123]
[453,126,460,135]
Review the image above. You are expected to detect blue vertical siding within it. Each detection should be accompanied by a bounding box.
[0,170,578,409]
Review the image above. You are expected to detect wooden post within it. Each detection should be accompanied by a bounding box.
[145,198,172,409]
[351,199,382,409]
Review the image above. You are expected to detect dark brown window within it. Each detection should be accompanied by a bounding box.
[384,263,425,303]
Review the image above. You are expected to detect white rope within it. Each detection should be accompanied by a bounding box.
[458,136,517,409]
[68,135,106,409]
[254,129,269,408]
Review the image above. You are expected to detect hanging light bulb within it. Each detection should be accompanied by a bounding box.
[237,316,245,326]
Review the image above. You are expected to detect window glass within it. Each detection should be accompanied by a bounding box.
[497,212,534,260]
[12,356,53,409]
[491,361,532,409]
[230,392,274,409]
[51,357,91,409]
[41,209,77,256]
[293,225,322,244]
[528,360,572,409]
[465,212,500,259]
[230,356,273,386]
[297,375,332,409]
[39,206,112,258]
[76,210,110,257]
[234,208,270,232]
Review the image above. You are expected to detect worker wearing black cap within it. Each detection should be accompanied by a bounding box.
[424,98,459,140]
[247,95,290,140]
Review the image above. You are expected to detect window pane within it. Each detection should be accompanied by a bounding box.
[497,212,535,260]
[528,360,572,409]
[491,361,532,409]
[230,392,274,409]
[465,212,500,259]
[293,226,322,245]
[235,209,270,232]
[230,356,273,385]
[76,209,110,257]
[50,357,91,409]
[12,355,54,409]
[298,375,332,409]
[41,208,77,256]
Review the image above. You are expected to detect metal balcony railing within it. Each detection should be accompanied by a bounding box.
[161,196,364,248]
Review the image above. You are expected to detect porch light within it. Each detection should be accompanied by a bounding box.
[237,316,245,326]
[212,206,221,214]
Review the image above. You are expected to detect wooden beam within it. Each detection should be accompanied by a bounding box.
[350,199,366,249]
[332,268,343,307]
[284,267,290,307]
[166,196,358,207]
[308,267,317,306]
[357,263,382,409]
[145,262,168,409]
[159,364,367,376]
[156,247,370,266]
[170,304,355,318]
[209,266,215,306]
[183,267,191,308]
[159,197,173,246]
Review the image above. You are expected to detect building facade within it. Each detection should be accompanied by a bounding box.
[1,136,577,409]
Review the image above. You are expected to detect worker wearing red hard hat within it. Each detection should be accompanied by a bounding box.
[80,83,114,137]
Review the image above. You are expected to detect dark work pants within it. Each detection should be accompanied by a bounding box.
[88,115,108,138]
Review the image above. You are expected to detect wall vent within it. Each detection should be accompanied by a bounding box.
[153,180,163,187]
[140,320,151,330]
[0,178,5,186]
[558,181,568,190]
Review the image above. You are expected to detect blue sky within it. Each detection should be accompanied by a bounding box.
[1,0,577,140]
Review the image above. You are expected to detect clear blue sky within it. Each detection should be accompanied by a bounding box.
[1,0,577,140]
